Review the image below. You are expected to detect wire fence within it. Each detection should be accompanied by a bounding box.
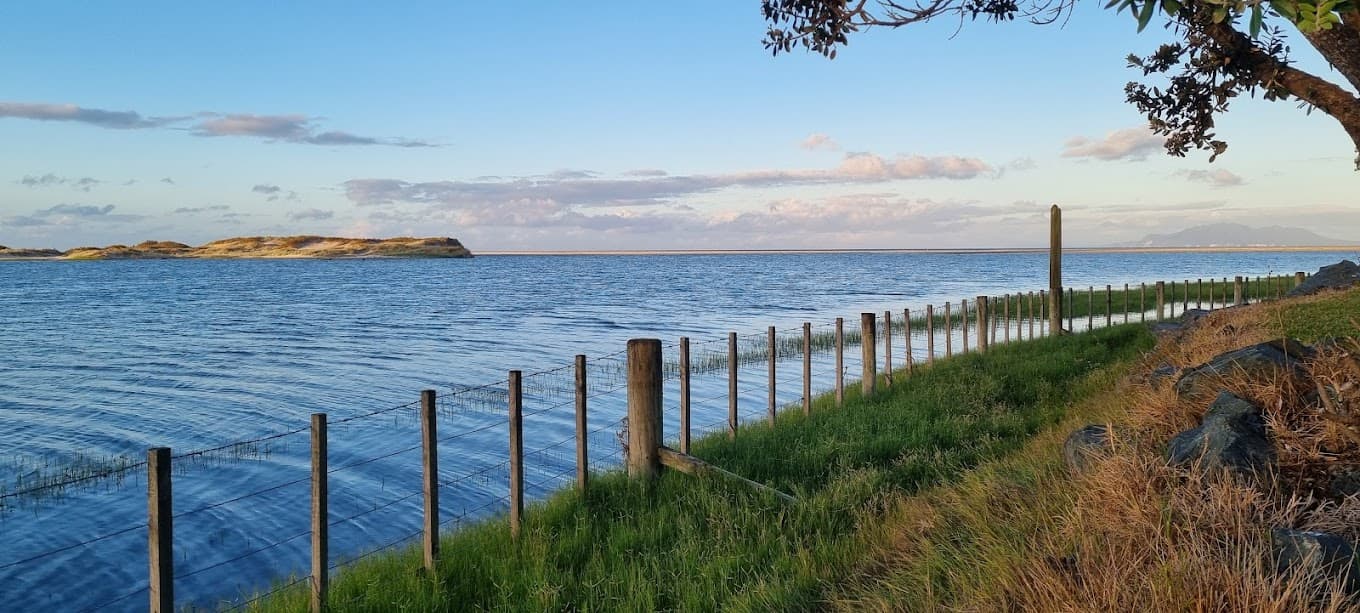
[0,273,1304,610]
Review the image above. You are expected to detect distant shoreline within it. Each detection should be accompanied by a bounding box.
[0,235,472,261]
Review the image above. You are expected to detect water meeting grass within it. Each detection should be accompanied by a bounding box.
[246,323,1154,611]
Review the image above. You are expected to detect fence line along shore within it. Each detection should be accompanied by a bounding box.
[0,263,1312,611]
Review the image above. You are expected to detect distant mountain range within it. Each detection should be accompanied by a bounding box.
[1123,223,1356,248]
[0,236,473,260]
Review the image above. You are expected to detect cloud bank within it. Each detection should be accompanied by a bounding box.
[1062,127,1164,161]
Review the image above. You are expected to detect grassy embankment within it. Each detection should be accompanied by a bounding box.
[248,322,1155,610]
[833,287,1360,611]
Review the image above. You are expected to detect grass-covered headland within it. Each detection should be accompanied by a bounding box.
[249,324,1153,611]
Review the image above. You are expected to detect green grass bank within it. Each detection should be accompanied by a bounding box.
[247,324,1155,611]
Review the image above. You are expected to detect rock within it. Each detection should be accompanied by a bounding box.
[1063,424,1112,474]
[1287,260,1360,297]
[1167,391,1274,476]
[1180,308,1213,327]
[1271,528,1360,593]
[1332,468,1360,500]
[1174,339,1312,396]
[1149,364,1180,387]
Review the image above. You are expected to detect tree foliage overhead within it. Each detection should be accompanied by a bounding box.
[762,0,1360,168]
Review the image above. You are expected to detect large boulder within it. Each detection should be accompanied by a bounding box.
[1063,424,1112,474]
[1167,391,1274,476]
[1174,339,1312,396]
[1287,260,1360,297]
[1271,528,1360,593]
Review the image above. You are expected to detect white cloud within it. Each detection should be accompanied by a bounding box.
[799,133,840,151]
[1062,127,1165,161]
[1176,168,1246,187]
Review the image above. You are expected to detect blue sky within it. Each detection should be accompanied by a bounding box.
[1,1,1355,250]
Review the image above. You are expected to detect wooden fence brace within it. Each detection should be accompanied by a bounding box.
[767,326,776,426]
[1296,271,1306,287]
[419,391,438,572]
[884,311,894,385]
[312,414,329,613]
[904,309,914,375]
[1156,281,1166,321]
[944,302,952,358]
[509,370,523,539]
[861,312,877,397]
[925,306,935,365]
[627,339,663,480]
[728,332,738,439]
[801,324,811,417]
[960,300,969,354]
[658,447,795,504]
[679,338,691,454]
[835,318,845,407]
[1105,285,1112,327]
[1234,276,1245,306]
[148,447,173,613]
[575,356,589,489]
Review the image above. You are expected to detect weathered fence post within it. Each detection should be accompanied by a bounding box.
[1222,278,1229,305]
[1049,204,1063,334]
[679,338,691,454]
[1234,276,1244,306]
[861,312,877,397]
[509,370,523,539]
[1169,281,1176,318]
[1123,283,1129,324]
[767,326,777,425]
[1184,279,1191,311]
[943,303,953,358]
[884,311,894,385]
[835,318,845,407]
[976,296,989,352]
[310,415,328,612]
[1156,281,1166,321]
[1083,287,1091,331]
[903,309,914,375]
[1037,291,1045,337]
[1028,292,1035,339]
[1001,295,1009,343]
[1197,278,1203,309]
[1105,285,1112,327]
[728,332,738,439]
[1066,288,1074,332]
[148,447,173,613]
[1295,271,1306,287]
[925,306,935,365]
[960,301,969,353]
[801,324,811,417]
[627,339,662,480]
[575,356,589,489]
[419,391,438,572]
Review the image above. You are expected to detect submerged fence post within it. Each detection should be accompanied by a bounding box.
[148,447,173,613]
[884,311,894,385]
[509,370,523,540]
[904,309,914,375]
[861,312,877,397]
[801,324,811,416]
[1049,204,1063,334]
[1234,276,1244,306]
[679,338,691,454]
[835,318,845,407]
[976,296,989,351]
[575,356,589,490]
[944,303,952,358]
[311,414,329,612]
[767,326,777,426]
[728,332,738,439]
[925,306,935,365]
[627,339,662,480]
[1156,281,1166,321]
[419,391,438,573]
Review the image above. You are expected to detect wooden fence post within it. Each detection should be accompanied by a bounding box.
[1295,271,1306,287]
[1037,291,1045,337]
[1066,288,1074,332]
[767,326,777,425]
[1169,281,1176,318]
[960,301,969,353]
[925,306,935,365]
[575,356,589,490]
[1197,278,1203,309]
[148,447,173,613]
[1156,281,1166,321]
[835,318,845,407]
[1123,283,1129,324]
[904,309,914,375]
[1049,204,1063,334]
[627,339,662,479]
[728,332,738,439]
[1086,286,1093,331]
[801,324,811,416]
[1028,292,1035,339]
[975,296,989,352]
[943,303,952,358]
[861,312,877,397]
[1234,276,1244,306]
[509,371,523,539]
[884,311,894,385]
[1105,285,1112,327]
[419,391,438,573]
[679,338,691,454]
[311,414,329,612]
[1184,279,1191,311]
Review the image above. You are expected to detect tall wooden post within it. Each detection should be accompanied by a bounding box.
[508,370,523,540]
[728,332,738,439]
[1156,281,1166,321]
[976,296,989,351]
[311,415,329,613]
[834,318,845,407]
[419,391,438,572]
[575,356,589,490]
[679,338,691,454]
[767,326,777,426]
[960,301,969,353]
[801,324,811,416]
[861,312,877,397]
[627,339,662,479]
[147,447,173,613]
[1049,204,1062,334]
[1234,276,1244,306]
[943,302,952,358]
[904,309,914,375]
[884,311,894,385]
[925,306,935,365]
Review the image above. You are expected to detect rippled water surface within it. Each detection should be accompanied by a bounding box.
[1,250,1351,609]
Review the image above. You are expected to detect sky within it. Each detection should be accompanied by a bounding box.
[1,2,1356,251]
